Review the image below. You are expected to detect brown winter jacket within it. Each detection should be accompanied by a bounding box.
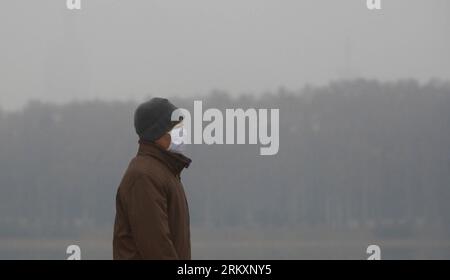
[113,141,192,260]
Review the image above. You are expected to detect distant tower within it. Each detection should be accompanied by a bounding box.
[340,36,354,80]
[43,6,90,103]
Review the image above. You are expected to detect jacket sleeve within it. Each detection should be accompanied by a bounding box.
[125,175,179,259]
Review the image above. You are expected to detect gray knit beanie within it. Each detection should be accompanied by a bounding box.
[134,97,182,141]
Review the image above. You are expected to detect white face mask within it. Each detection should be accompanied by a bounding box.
[168,126,187,153]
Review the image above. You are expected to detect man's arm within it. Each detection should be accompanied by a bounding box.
[125,175,179,259]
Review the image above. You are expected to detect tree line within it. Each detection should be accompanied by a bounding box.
[0,79,449,238]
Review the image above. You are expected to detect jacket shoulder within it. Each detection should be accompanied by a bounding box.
[118,155,169,193]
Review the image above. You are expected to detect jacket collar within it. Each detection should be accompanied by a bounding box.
[137,140,192,176]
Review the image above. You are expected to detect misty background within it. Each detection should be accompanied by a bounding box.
[1,0,450,110]
[0,0,449,259]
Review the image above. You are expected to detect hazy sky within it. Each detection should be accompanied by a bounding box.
[0,0,449,110]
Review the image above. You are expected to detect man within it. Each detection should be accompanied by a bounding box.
[113,97,192,260]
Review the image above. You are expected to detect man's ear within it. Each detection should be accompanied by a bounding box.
[154,133,171,150]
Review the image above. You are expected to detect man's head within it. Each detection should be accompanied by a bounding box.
[134,97,182,149]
